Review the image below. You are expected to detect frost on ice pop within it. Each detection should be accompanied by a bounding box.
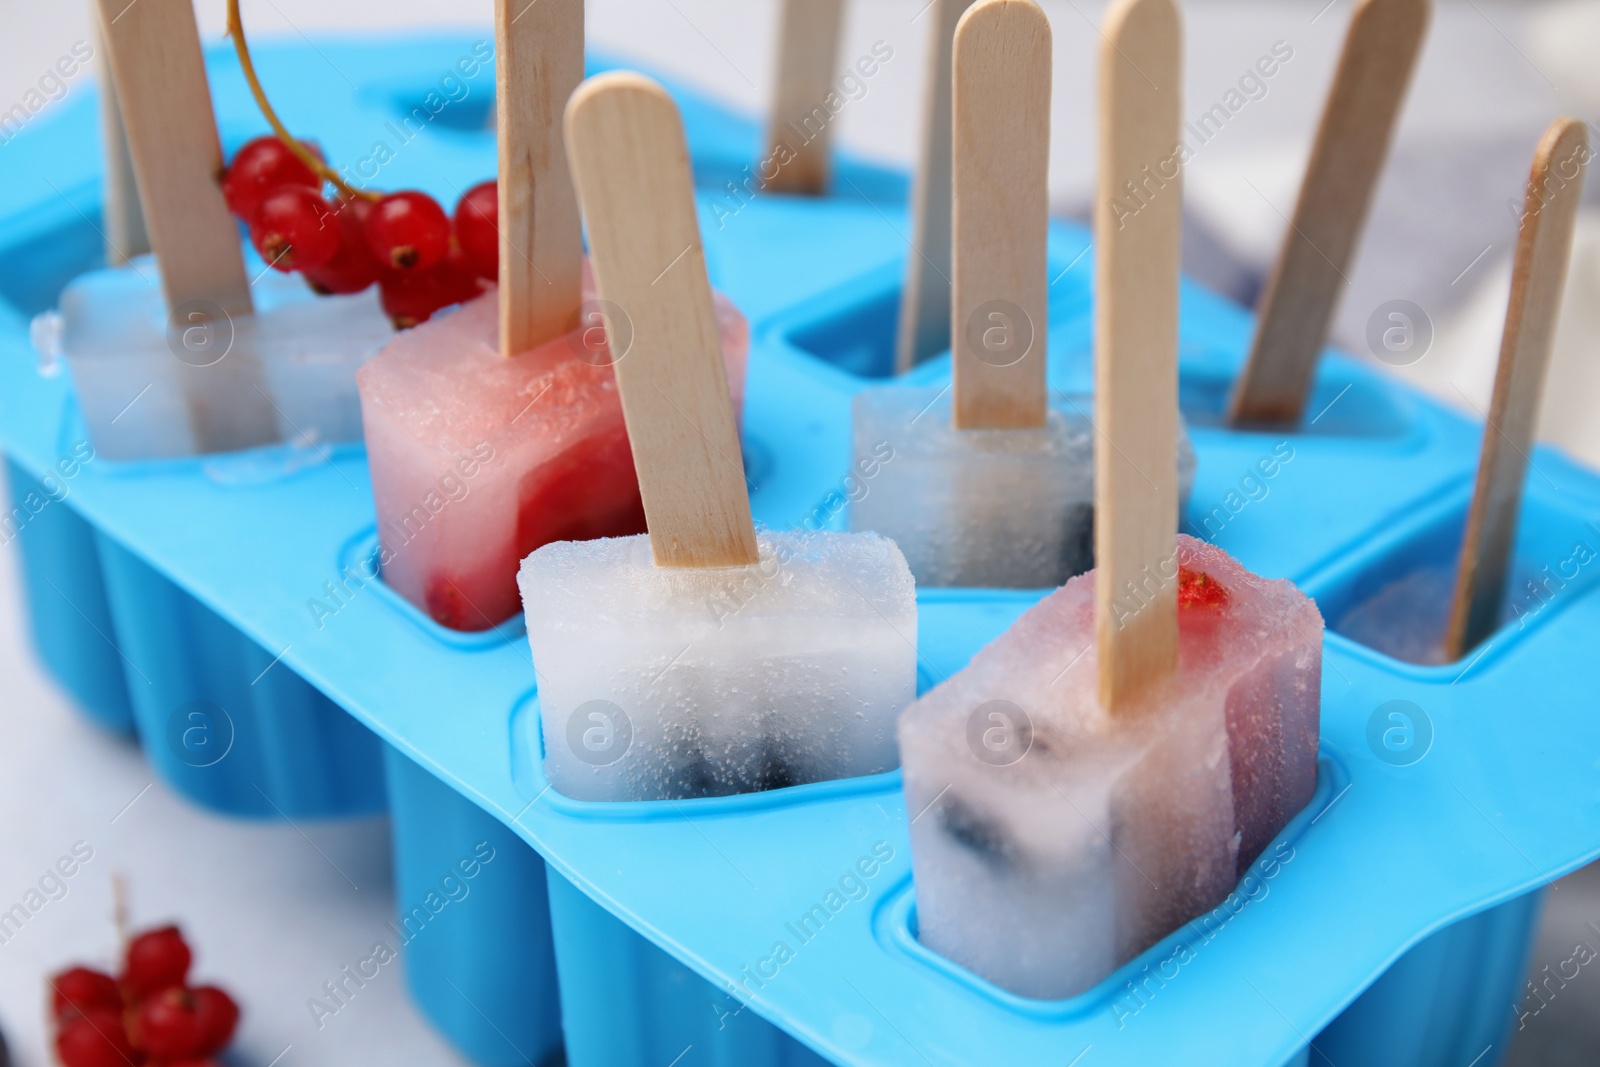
[526,71,913,802]
[850,388,1196,586]
[899,535,1321,999]
[358,269,748,631]
[43,260,393,461]
[521,529,917,800]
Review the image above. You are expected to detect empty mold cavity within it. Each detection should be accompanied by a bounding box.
[787,282,903,379]
[781,258,1092,381]
[377,86,496,134]
[874,755,1344,1018]
[1179,362,1414,441]
[1312,489,1600,666]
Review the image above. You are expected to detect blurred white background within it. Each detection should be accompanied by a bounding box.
[1,2,1598,1065]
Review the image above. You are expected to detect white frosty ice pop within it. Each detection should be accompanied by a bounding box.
[899,0,1323,1000]
[43,0,393,461]
[522,72,917,801]
[851,0,1192,588]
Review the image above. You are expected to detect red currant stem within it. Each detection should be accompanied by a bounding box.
[112,872,129,949]
[225,0,377,203]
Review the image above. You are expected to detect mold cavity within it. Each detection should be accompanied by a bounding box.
[335,528,525,649]
[787,284,903,379]
[1179,366,1413,440]
[783,261,1093,381]
[1318,494,1600,665]
[0,214,106,318]
[375,84,496,134]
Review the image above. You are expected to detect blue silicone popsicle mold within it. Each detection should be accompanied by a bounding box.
[2,32,1597,1067]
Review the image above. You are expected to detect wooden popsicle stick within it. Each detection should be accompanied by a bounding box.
[94,0,249,316]
[763,0,846,196]
[566,73,760,569]
[1228,0,1430,426]
[951,0,1051,429]
[496,0,586,356]
[1094,0,1183,713]
[895,0,976,373]
[95,12,149,266]
[1444,118,1588,659]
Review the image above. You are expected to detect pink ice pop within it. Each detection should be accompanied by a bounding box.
[358,268,747,630]
[899,535,1322,998]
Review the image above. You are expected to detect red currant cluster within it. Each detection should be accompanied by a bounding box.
[51,926,240,1067]
[220,136,500,329]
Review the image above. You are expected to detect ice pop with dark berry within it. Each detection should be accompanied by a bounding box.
[521,72,915,801]
[898,0,1322,999]
[849,0,1191,588]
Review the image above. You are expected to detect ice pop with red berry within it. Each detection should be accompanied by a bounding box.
[357,1,748,630]
[898,0,1322,999]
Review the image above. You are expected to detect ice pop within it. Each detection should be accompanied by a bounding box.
[1333,563,1455,665]
[522,72,916,802]
[45,0,393,462]
[360,270,748,631]
[850,0,1192,588]
[899,536,1322,998]
[1339,117,1588,664]
[850,390,1196,588]
[899,0,1323,999]
[358,0,748,632]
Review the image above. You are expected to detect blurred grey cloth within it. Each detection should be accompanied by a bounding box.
[1327,131,1574,362]
[1165,131,1572,354]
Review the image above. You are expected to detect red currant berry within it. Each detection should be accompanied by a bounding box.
[454,180,499,281]
[377,269,443,330]
[190,985,241,1055]
[121,925,192,1000]
[132,986,207,1060]
[249,186,341,273]
[55,1007,136,1067]
[365,191,451,272]
[51,967,123,1020]
[378,243,485,329]
[1177,566,1229,610]
[439,241,489,305]
[221,136,321,220]
[301,196,382,295]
